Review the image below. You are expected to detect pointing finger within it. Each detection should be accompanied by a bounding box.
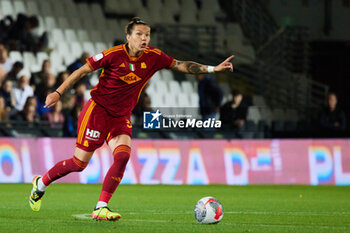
[224,55,235,62]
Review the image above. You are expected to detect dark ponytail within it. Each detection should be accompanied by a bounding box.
[125,17,149,35]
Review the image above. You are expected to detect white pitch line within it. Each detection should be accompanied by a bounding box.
[72,213,169,223]
[72,213,350,229]
[73,210,350,219]
[120,210,350,217]
[223,211,350,216]
[72,213,91,220]
[218,222,349,229]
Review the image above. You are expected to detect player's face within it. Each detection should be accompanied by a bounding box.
[127,25,151,52]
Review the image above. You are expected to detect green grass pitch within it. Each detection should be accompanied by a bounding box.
[0,184,349,233]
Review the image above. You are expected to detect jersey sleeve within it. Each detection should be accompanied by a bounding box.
[155,50,175,70]
[86,51,114,71]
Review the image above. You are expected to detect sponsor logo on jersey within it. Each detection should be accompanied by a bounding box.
[119,72,142,84]
[119,63,125,68]
[93,53,103,62]
[85,129,101,141]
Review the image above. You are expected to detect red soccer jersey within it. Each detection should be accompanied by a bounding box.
[86,44,175,117]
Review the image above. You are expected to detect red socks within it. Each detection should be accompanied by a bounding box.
[41,145,130,206]
[98,145,131,203]
[42,156,89,186]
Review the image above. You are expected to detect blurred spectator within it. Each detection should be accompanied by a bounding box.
[0,96,8,121]
[67,52,91,88]
[13,75,34,111]
[63,104,82,137]
[67,52,90,74]
[132,83,152,125]
[31,59,52,89]
[5,61,24,82]
[42,100,64,128]
[61,93,76,136]
[220,89,248,129]
[61,93,76,110]
[35,72,56,115]
[196,74,223,120]
[0,16,15,44]
[55,71,69,89]
[25,96,37,111]
[12,99,38,122]
[0,79,16,112]
[0,43,14,80]
[74,82,87,106]
[319,92,346,136]
[10,14,48,52]
[0,66,5,81]
[113,39,124,46]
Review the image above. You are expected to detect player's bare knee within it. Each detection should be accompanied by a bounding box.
[72,156,89,172]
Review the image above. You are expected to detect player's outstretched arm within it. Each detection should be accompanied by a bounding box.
[44,63,92,108]
[171,55,234,74]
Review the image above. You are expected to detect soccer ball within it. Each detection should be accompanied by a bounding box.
[194,196,223,224]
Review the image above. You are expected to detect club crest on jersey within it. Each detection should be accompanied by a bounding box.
[129,64,135,71]
[120,72,142,84]
[141,62,147,69]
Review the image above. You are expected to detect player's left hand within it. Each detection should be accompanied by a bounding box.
[214,55,234,72]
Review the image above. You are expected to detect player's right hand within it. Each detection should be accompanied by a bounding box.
[44,92,60,108]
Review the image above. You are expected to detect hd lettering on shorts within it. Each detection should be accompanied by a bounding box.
[119,73,142,84]
[85,128,101,141]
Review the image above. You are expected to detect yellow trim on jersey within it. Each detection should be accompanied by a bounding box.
[89,87,97,95]
[86,59,94,71]
[137,79,151,102]
[144,48,161,55]
[106,132,111,142]
[99,69,105,78]
[104,45,123,54]
[77,101,96,144]
[169,58,175,68]
[123,44,145,61]
[103,48,123,56]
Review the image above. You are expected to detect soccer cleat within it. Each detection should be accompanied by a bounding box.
[92,207,121,221]
[29,176,45,211]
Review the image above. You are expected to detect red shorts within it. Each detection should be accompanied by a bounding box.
[75,99,132,152]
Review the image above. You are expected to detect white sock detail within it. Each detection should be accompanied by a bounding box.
[96,201,107,209]
[37,177,47,191]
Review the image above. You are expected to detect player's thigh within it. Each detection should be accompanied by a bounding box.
[108,134,131,152]
[76,99,109,152]
[107,115,132,152]
[74,147,94,162]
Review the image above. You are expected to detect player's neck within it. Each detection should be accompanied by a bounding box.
[127,44,142,57]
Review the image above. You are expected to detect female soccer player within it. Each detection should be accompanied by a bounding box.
[29,17,234,221]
